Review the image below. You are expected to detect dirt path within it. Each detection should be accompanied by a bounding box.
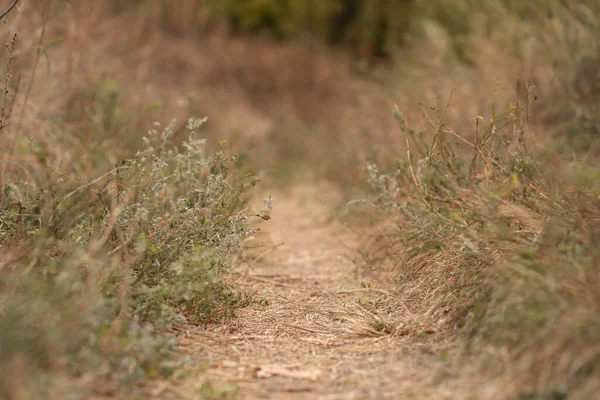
[149,185,457,399]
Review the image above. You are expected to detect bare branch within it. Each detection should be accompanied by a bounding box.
[0,0,19,22]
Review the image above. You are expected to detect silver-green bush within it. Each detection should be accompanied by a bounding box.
[0,117,262,397]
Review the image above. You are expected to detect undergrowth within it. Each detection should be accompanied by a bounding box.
[0,117,264,397]
[359,87,599,398]
[354,2,600,397]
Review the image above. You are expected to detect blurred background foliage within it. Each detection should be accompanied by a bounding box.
[111,0,415,58]
[108,0,594,60]
[108,0,598,154]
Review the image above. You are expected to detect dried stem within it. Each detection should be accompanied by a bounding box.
[469,116,482,181]
[0,34,16,131]
[429,88,454,157]
[0,33,17,206]
[1,6,50,209]
[406,138,431,209]
[0,0,19,21]
[442,127,492,166]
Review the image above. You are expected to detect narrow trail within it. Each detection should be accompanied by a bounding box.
[151,185,457,399]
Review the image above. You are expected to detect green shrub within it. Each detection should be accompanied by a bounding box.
[0,117,263,397]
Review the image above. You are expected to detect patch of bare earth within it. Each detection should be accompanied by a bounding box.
[146,185,461,399]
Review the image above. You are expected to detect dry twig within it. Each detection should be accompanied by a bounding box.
[0,0,19,22]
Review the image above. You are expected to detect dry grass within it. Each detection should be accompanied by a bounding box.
[358,79,600,400]
[24,2,400,180]
[142,185,461,399]
[0,1,598,398]
[0,3,404,397]
[351,3,600,397]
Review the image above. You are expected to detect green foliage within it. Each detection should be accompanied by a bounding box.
[120,0,415,58]
[331,0,414,57]
[207,0,415,56]
[210,0,406,57]
[208,0,311,38]
[119,118,259,324]
[0,117,262,397]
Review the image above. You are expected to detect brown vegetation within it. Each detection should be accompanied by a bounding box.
[0,0,598,398]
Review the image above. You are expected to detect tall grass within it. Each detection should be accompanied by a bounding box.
[363,89,599,398]
[350,1,600,397]
[402,0,599,154]
[360,50,598,400]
